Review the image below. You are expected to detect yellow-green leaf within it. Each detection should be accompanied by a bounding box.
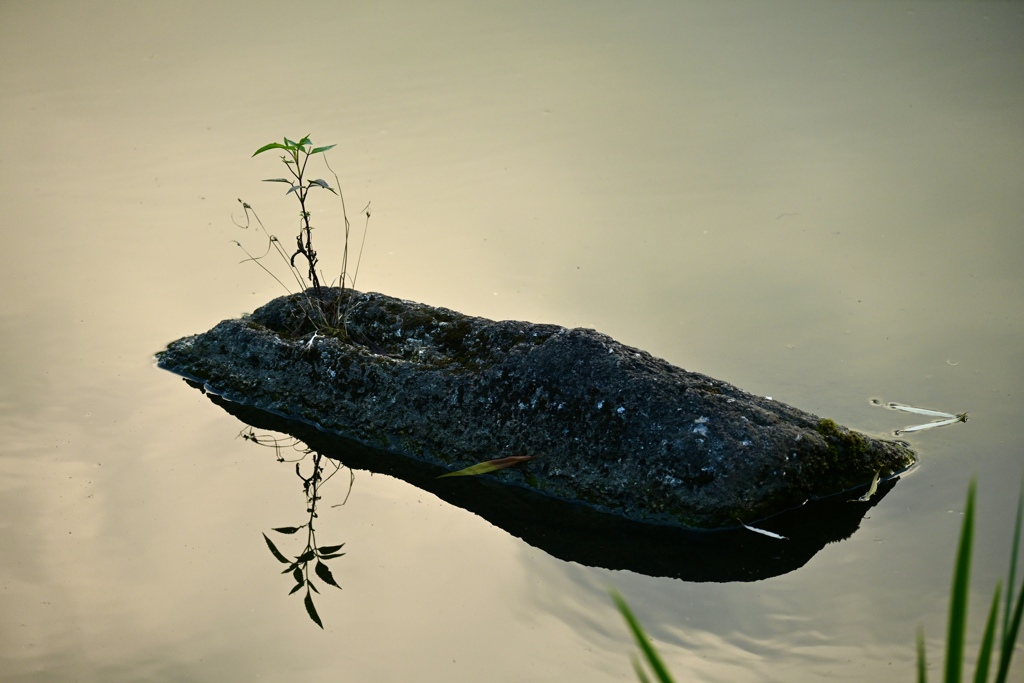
[438,455,536,479]
[854,470,881,503]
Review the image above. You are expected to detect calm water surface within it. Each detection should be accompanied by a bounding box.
[2,2,1023,681]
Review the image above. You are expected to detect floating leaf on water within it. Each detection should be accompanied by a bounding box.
[437,455,536,478]
[896,413,968,435]
[740,521,788,540]
[853,470,881,503]
[887,403,958,419]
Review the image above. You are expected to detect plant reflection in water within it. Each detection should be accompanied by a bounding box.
[240,428,351,628]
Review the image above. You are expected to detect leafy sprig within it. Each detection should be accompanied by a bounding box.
[252,136,337,296]
[262,519,345,629]
[243,429,350,628]
[234,134,371,337]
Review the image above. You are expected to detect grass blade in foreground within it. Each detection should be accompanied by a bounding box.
[995,477,1024,683]
[973,584,1001,683]
[610,589,677,683]
[996,586,1024,682]
[918,627,928,683]
[917,477,1024,683]
[945,480,976,683]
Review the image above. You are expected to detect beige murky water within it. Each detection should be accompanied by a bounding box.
[2,2,1023,681]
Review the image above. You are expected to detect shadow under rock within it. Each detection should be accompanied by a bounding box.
[188,380,903,583]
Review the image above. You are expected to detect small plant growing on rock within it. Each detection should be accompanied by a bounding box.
[234,134,370,338]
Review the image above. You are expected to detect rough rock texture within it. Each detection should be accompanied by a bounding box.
[211,396,901,582]
[157,288,916,529]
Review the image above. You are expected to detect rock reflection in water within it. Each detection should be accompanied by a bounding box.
[215,386,903,584]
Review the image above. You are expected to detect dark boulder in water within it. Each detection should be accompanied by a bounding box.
[157,288,915,530]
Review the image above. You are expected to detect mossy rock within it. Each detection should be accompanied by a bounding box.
[158,288,916,529]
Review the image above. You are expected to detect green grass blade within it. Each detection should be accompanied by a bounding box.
[630,654,654,683]
[1002,477,1023,640]
[973,583,1002,683]
[994,476,1024,683]
[994,581,1024,683]
[918,626,928,683]
[610,589,677,683]
[946,480,976,683]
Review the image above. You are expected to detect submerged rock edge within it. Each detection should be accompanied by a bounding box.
[157,288,916,529]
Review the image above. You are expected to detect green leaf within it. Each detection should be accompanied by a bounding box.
[304,591,324,628]
[315,560,341,589]
[296,549,316,563]
[292,566,303,586]
[296,135,312,148]
[610,589,676,683]
[310,144,336,154]
[1001,476,1024,647]
[996,584,1024,683]
[272,526,303,534]
[308,581,320,594]
[262,533,290,563]
[253,142,288,157]
[854,469,881,503]
[438,455,536,479]
[261,178,293,184]
[309,178,337,194]
[317,543,345,554]
[319,552,346,560]
[288,582,304,596]
[945,480,976,683]
[974,583,1002,683]
[996,501,1024,683]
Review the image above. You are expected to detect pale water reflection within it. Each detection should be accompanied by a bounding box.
[1,2,1023,682]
